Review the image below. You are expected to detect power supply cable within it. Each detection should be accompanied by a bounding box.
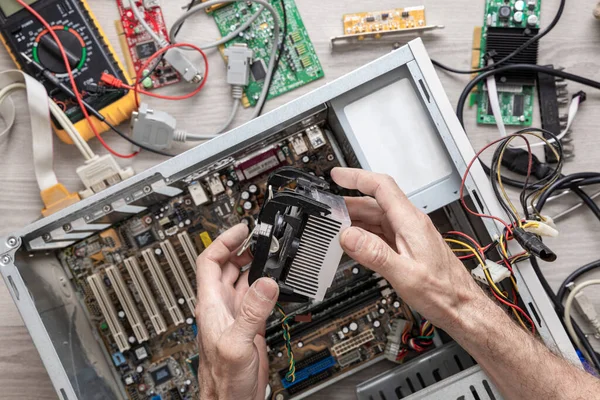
[431,0,566,74]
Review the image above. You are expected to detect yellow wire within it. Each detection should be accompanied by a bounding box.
[497,136,523,226]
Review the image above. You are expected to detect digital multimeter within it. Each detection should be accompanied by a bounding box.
[0,0,137,143]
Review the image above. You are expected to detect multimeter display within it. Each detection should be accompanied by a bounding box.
[0,0,38,17]
[0,0,129,125]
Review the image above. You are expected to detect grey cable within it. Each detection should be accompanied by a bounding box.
[130,0,169,48]
[185,99,241,141]
[169,0,281,119]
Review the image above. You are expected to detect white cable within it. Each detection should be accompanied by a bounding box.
[169,0,281,119]
[564,279,600,366]
[486,72,507,138]
[48,101,95,160]
[512,94,582,149]
[130,1,169,48]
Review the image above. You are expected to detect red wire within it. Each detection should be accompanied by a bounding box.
[17,0,138,159]
[490,288,536,335]
[459,134,534,234]
[128,43,209,107]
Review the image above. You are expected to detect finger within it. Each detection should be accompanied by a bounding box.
[340,226,405,278]
[196,224,249,291]
[229,278,279,344]
[345,196,385,225]
[352,221,385,235]
[332,168,420,225]
[235,269,250,292]
[221,248,253,286]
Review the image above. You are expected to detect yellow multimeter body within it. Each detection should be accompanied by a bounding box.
[0,0,136,143]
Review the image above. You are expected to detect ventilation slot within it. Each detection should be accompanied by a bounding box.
[470,385,481,400]
[482,380,497,400]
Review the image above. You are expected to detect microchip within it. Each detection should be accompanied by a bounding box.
[150,365,172,386]
[382,13,389,20]
[133,345,149,362]
[402,11,409,18]
[365,16,375,22]
[136,41,158,59]
[251,59,267,81]
[513,95,525,116]
[134,230,155,247]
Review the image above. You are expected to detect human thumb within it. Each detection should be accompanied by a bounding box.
[340,227,400,276]
[232,278,279,343]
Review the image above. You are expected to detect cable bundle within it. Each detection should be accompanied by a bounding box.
[276,303,296,383]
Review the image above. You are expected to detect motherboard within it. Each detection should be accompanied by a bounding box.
[210,0,324,107]
[58,124,422,399]
[471,0,541,126]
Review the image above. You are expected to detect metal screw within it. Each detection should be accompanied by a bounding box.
[125,197,132,202]
[143,186,152,194]
[1,255,11,265]
[6,237,17,248]
[42,234,51,242]
[103,205,112,213]
[63,224,72,232]
[85,215,91,221]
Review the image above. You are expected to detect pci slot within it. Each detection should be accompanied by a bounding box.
[331,329,375,357]
[142,249,184,325]
[87,273,130,352]
[160,240,196,314]
[177,231,198,268]
[124,257,167,334]
[105,265,149,343]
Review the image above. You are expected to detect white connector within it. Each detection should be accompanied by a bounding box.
[471,260,511,286]
[164,48,203,83]
[224,43,254,89]
[523,220,559,238]
[567,283,600,339]
[76,155,134,198]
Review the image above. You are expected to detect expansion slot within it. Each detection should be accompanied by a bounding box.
[177,231,199,268]
[141,249,185,326]
[105,265,149,343]
[331,329,375,357]
[160,240,196,315]
[87,273,130,352]
[124,257,167,334]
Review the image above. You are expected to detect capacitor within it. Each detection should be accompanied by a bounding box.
[154,248,162,255]
[373,320,381,328]
[297,341,304,348]
[349,322,358,331]
[393,301,401,308]
[342,326,349,334]
[248,184,258,194]
[527,14,539,26]
[513,11,523,23]
[178,298,185,305]
[138,384,147,392]
[186,318,195,325]
[514,0,525,11]
[144,216,152,224]
[136,366,144,373]
[243,201,253,211]
[277,351,283,358]
[381,299,387,305]
[302,156,310,163]
[352,267,360,275]
[178,222,185,228]
[379,308,385,315]
[241,191,250,200]
[227,179,234,187]
[128,336,136,344]
[118,310,126,319]
[180,386,188,393]
[185,219,191,225]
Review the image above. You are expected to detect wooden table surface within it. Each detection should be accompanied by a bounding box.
[1,0,599,398]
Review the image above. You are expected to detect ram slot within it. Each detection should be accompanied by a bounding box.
[105,265,149,343]
[86,273,130,352]
[177,231,198,268]
[124,257,167,334]
[141,249,184,325]
[160,240,196,314]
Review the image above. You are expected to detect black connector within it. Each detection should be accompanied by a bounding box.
[500,148,551,179]
[512,228,557,262]
[84,82,122,95]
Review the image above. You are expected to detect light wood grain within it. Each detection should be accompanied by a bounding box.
[0,0,599,398]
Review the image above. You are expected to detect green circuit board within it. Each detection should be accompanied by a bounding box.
[472,0,542,126]
[211,0,324,107]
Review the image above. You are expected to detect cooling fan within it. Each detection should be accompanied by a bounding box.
[247,167,350,302]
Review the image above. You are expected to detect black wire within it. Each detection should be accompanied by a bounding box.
[557,259,600,305]
[431,0,566,75]
[256,0,288,116]
[535,174,600,211]
[103,120,174,157]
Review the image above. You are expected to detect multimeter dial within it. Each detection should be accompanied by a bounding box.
[33,25,87,75]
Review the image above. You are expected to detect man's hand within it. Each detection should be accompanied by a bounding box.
[195,224,279,400]
[331,167,486,333]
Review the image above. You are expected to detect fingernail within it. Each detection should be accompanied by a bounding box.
[254,278,278,301]
[342,227,365,252]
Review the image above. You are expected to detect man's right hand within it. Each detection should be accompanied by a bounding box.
[331,168,488,334]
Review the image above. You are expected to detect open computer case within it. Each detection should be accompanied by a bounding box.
[0,39,578,400]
